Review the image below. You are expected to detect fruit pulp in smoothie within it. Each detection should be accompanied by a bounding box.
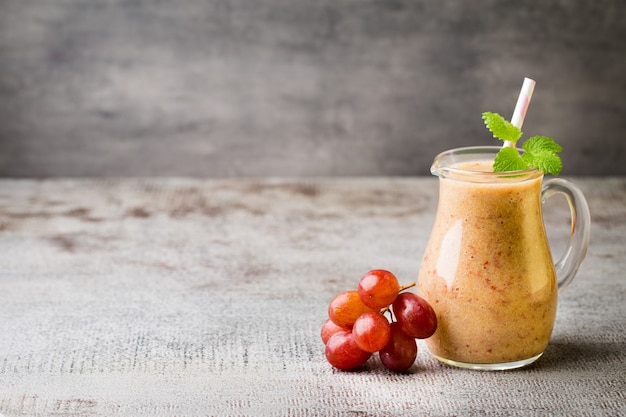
[418,160,558,365]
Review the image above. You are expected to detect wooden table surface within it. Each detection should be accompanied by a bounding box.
[0,177,624,416]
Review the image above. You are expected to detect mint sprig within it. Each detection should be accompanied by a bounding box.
[482,112,563,176]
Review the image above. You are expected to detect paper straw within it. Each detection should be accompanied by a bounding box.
[503,77,536,147]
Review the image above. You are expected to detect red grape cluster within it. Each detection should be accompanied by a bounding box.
[321,269,437,372]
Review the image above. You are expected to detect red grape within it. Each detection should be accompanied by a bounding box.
[392,292,437,339]
[358,269,400,309]
[321,318,347,345]
[328,290,375,328]
[325,330,372,370]
[352,312,391,353]
[379,322,417,372]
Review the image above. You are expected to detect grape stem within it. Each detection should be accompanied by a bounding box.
[379,282,416,320]
[380,306,395,322]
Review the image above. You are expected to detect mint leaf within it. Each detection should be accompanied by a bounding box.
[522,135,563,154]
[482,112,523,143]
[494,147,529,172]
[522,152,563,176]
[521,136,563,175]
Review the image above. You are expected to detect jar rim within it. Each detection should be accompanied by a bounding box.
[431,146,544,182]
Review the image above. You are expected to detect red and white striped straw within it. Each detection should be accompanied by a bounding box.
[503,77,536,147]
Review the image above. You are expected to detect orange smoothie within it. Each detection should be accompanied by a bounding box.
[418,160,558,366]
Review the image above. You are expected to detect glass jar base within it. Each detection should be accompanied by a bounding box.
[431,352,543,371]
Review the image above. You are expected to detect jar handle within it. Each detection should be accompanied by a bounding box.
[541,178,591,292]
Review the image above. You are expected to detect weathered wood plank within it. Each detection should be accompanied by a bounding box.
[0,177,624,415]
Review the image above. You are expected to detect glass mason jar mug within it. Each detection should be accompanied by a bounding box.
[417,146,590,370]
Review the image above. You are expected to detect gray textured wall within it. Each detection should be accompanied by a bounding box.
[1,0,625,177]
